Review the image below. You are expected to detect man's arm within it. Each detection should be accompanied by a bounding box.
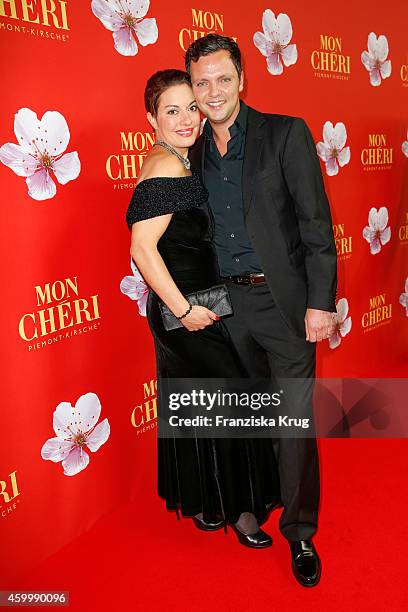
[281,117,337,314]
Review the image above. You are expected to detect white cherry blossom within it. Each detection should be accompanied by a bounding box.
[402,130,408,158]
[328,298,352,349]
[0,108,80,201]
[41,393,110,476]
[120,256,149,316]
[361,33,392,86]
[363,207,391,255]
[91,0,158,56]
[399,278,408,316]
[316,121,351,176]
[253,10,297,75]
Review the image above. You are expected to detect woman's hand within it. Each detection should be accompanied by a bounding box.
[181,305,219,331]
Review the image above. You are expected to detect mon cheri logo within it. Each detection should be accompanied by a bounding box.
[311,33,351,81]
[41,393,110,476]
[131,378,157,434]
[333,223,352,261]
[362,293,392,332]
[106,130,155,190]
[0,108,80,201]
[0,0,69,43]
[179,8,236,52]
[91,0,158,56]
[0,470,20,519]
[399,212,408,245]
[18,276,101,352]
[361,133,393,171]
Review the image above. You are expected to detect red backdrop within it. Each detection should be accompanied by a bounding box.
[0,0,406,584]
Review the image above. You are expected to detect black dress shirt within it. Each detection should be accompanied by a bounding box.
[203,101,263,275]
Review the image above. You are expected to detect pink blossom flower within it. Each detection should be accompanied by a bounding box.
[402,130,408,158]
[361,33,392,86]
[41,393,110,476]
[363,207,391,255]
[399,278,408,316]
[120,257,149,316]
[253,10,297,75]
[316,121,351,176]
[0,108,80,201]
[328,298,352,349]
[92,0,158,57]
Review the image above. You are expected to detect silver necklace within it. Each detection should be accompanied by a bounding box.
[154,139,191,170]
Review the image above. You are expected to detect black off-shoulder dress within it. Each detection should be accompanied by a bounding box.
[126,172,280,527]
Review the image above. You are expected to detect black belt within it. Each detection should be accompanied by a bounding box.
[220,273,266,285]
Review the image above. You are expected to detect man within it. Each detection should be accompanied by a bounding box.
[186,34,337,587]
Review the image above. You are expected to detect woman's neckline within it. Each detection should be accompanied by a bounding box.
[135,174,194,189]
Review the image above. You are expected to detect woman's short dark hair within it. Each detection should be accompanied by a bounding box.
[144,69,191,117]
[185,34,242,77]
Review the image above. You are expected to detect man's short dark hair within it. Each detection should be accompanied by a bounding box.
[185,34,242,77]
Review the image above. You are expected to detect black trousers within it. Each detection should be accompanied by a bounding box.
[222,281,320,541]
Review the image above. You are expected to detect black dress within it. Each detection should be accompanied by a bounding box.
[126,172,280,526]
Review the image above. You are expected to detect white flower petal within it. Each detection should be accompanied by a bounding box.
[26,170,56,201]
[130,257,145,280]
[14,108,41,154]
[337,146,350,167]
[323,121,335,146]
[376,35,389,61]
[120,275,148,301]
[0,142,38,177]
[262,9,276,40]
[316,142,331,162]
[380,226,391,245]
[39,111,70,156]
[275,13,293,45]
[368,207,379,229]
[91,0,123,31]
[75,392,102,434]
[53,151,81,184]
[377,206,389,231]
[326,157,338,176]
[253,31,269,57]
[367,32,378,57]
[281,43,297,67]
[402,141,408,158]
[340,316,352,337]
[135,17,158,46]
[328,332,341,349]
[41,437,73,462]
[363,226,375,243]
[380,59,391,79]
[361,50,375,72]
[62,447,89,476]
[336,298,349,322]
[86,418,110,452]
[405,277,408,294]
[399,292,408,315]
[266,53,283,75]
[53,401,77,437]
[369,68,381,87]
[128,0,150,18]
[137,290,148,316]
[333,122,347,149]
[370,237,381,255]
[113,27,138,56]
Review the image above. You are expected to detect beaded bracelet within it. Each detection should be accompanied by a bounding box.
[176,302,193,321]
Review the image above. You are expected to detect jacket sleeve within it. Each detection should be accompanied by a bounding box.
[282,117,338,312]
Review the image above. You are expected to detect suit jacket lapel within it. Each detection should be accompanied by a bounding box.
[242,107,266,216]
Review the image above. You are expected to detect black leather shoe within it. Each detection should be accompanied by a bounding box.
[232,525,272,548]
[289,540,321,587]
[192,516,224,531]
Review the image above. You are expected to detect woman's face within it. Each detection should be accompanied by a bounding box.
[148,83,200,152]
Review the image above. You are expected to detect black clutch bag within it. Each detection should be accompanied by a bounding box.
[159,284,233,331]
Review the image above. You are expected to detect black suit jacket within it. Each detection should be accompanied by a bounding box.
[189,105,338,338]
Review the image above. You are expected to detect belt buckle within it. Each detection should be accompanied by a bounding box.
[237,276,250,285]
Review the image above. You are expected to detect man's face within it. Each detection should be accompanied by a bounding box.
[189,49,244,126]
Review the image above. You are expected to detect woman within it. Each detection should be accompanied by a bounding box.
[126,69,280,547]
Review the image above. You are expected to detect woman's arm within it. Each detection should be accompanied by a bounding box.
[130,215,218,331]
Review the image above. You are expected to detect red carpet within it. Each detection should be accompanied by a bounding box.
[11,440,408,611]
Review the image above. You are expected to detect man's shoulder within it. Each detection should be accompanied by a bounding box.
[247,105,305,130]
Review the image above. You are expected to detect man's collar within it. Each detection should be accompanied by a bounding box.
[203,100,247,140]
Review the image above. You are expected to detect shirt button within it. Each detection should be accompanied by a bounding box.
[235,257,240,262]
[230,233,235,238]
[226,204,231,209]
[223,176,228,181]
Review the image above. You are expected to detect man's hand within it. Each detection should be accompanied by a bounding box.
[304,308,336,342]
